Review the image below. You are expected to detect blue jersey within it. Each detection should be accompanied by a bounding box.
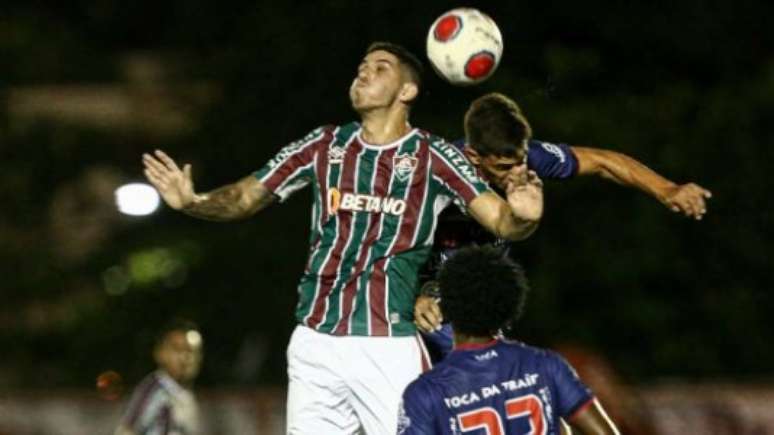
[419,140,578,362]
[399,340,593,435]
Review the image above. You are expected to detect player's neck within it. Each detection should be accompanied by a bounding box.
[359,107,411,145]
[454,333,497,348]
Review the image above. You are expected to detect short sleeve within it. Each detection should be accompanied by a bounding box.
[399,380,437,435]
[546,351,594,418]
[527,140,579,179]
[430,139,491,206]
[253,126,332,202]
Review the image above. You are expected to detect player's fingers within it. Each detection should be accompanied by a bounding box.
[423,309,442,328]
[505,180,516,195]
[144,169,162,186]
[429,300,442,321]
[143,153,173,175]
[144,165,166,184]
[527,171,544,188]
[155,150,181,172]
[183,164,192,181]
[414,315,435,334]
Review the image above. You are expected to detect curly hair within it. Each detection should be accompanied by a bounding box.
[438,245,529,337]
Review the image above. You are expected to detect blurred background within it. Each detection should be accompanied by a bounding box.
[1,0,772,433]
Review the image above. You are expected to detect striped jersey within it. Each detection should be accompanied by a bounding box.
[254,122,491,337]
[118,371,200,435]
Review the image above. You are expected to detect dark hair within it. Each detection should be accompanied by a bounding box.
[438,245,529,337]
[464,92,532,156]
[366,41,424,97]
[154,319,200,348]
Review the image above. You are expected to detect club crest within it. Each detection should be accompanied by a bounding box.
[328,145,346,164]
[393,153,418,182]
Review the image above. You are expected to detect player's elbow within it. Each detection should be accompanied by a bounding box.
[498,217,539,241]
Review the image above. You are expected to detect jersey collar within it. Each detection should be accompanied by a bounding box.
[453,338,499,351]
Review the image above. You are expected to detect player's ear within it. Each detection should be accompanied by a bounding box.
[464,147,482,165]
[399,82,418,104]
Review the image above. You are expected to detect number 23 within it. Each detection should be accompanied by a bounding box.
[457,394,546,435]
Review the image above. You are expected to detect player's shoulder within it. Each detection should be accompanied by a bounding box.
[125,371,170,411]
[403,370,439,402]
[417,130,459,152]
[133,371,164,394]
[528,139,573,158]
[499,339,565,366]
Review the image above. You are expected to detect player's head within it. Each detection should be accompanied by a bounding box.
[350,42,423,114]
[438,245,529,338]
[463,93,533,190]
[153,319,203,385]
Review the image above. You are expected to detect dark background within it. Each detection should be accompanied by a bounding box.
[1,1,772,390]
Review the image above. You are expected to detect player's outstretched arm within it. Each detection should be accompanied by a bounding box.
[143,150,275,221]
[572,146,712,220]
[467,168,543,241]
[568,399,620,435]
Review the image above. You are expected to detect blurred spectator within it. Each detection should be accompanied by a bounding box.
[115,320,203,435]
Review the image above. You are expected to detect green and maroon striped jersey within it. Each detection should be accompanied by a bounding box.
[254,122,491,336]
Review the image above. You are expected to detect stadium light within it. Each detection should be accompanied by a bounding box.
[115,182,160,216]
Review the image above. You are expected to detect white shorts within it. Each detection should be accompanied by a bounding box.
[286,324,430,435]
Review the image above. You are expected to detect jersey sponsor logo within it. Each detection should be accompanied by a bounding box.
[437,142,480,183]
[393,153,418,181]
[474,349,499,361]
[539,142,566,163]
[443,373,541,409]
[327,188,407,216]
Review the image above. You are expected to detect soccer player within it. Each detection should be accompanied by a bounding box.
[414,92,713,359]
[399,245,620,435]
[142,43,543,434]
[115,320,203,435]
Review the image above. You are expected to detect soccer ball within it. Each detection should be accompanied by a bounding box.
[426,8,503,86]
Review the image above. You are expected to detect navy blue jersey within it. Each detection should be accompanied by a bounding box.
[449,138,579,180]
[399,340,593,435]
[419,140,578,362]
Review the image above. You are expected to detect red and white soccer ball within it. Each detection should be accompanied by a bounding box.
[426,8,503,86]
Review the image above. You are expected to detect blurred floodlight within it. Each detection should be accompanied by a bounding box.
[115,183,160,216]
[187,330,203,347]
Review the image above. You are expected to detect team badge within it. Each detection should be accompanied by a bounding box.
[328,145,346,164]
[393,153,418,182]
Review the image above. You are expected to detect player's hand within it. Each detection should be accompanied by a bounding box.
[142,150,196,210]
[661,182,712,220]
[505,167,544,222]
[414,295,443,333]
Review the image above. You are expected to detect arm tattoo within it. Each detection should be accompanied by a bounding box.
[182,181,274,221]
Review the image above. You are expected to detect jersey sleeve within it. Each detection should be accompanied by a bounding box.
[527,140,579,179]
[120,375,166,433]
[546,351,594,418]
[399,379,437,435]
[430,139,492,208]
[253,126,332,202]
[420,323,455,364]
